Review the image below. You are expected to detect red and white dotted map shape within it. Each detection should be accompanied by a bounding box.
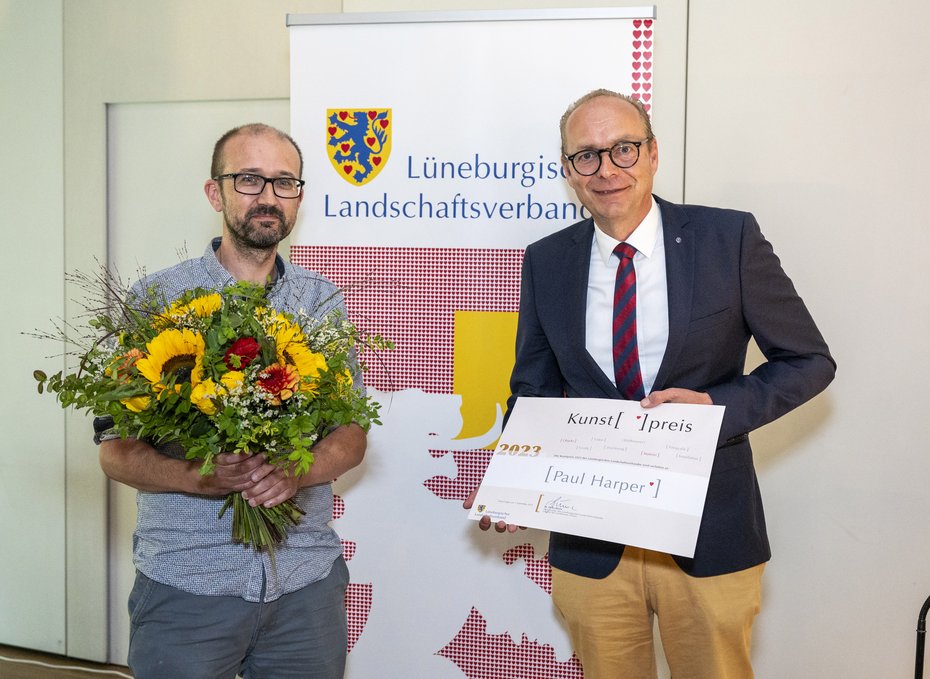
[293,245,584,677]
[292,246,523,394]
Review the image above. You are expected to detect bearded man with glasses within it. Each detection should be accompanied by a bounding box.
[466,89,835,678]
[97,123,365,679]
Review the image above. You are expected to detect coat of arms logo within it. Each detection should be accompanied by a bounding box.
[326,108,392,186]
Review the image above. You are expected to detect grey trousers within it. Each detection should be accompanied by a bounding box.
[127,557,349,679]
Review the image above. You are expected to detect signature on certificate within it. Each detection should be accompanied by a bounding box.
[543,496,576,513]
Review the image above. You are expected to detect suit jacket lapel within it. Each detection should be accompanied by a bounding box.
[653,197,694,390]
[563,219,620,397]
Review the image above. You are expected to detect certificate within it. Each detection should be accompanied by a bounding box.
[468,397,725,557]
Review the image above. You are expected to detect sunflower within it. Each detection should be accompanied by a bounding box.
[156,292,222,327]
[135,328,206,393]
[260,309,328,388]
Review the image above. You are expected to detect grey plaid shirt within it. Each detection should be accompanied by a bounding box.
[113,238,357,602]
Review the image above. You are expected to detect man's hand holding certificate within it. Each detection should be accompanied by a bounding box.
[468,397,725,557]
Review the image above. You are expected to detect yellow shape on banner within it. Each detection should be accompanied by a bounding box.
[453,310,518,442]
[326,108,392,186]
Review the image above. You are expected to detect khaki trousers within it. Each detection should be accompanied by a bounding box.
[551,547,765,679]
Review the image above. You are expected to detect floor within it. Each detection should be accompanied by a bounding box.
[0,644,133,679]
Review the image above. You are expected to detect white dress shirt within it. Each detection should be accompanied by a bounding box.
[585,198,669,395]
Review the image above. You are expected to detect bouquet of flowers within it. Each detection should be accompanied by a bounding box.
[35,274,387,560]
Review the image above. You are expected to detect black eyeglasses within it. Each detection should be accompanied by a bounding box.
[214,173,305,199]
[563,138,653,176]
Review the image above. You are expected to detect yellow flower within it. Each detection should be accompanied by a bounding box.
[156,293,222,326]
[191,369,248,415]
[221,370,245,393]
[121,395,151,412]
[135,328,206,393]
[191,378,222,415]
[259,309,328,389]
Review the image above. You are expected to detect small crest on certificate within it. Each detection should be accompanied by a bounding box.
[326,108,392,186]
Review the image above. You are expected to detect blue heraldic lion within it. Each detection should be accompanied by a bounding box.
[328,110,390,185]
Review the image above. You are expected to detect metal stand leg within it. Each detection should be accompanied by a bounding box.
[917,595,930,679]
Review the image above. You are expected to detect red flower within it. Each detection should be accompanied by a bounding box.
[224,337,261,370]
[256,363,300,405]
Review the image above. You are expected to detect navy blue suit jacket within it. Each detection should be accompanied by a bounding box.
[506,196,835,578]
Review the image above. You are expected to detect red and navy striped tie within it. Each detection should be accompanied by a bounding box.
[613,243,645,400]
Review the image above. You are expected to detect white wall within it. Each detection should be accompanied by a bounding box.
[686,2,930,675]
[3,0,928,675]
[0,0,67,655]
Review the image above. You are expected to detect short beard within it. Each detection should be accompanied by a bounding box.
[225,205,292,250]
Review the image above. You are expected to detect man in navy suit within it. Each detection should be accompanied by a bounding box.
[468,90,835,678]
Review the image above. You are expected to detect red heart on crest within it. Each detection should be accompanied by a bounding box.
[379,120,389,129]
[372,157,381,166]
[343,165,352,174]
[339,111,348,120]
[368,110,377,120]
[328,126,337,136]
[366,137,375,146]
[649,481,654,486]
[636,415,642,419]
[341,143,350,153]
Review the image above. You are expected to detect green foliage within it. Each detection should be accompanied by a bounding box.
[34,274,391,556]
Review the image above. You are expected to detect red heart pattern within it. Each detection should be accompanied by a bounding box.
[630,17,654,115]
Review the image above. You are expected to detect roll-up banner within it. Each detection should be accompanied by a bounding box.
[289,9,656,676]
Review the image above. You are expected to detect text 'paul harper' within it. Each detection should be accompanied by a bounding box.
[544,465,661,497]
